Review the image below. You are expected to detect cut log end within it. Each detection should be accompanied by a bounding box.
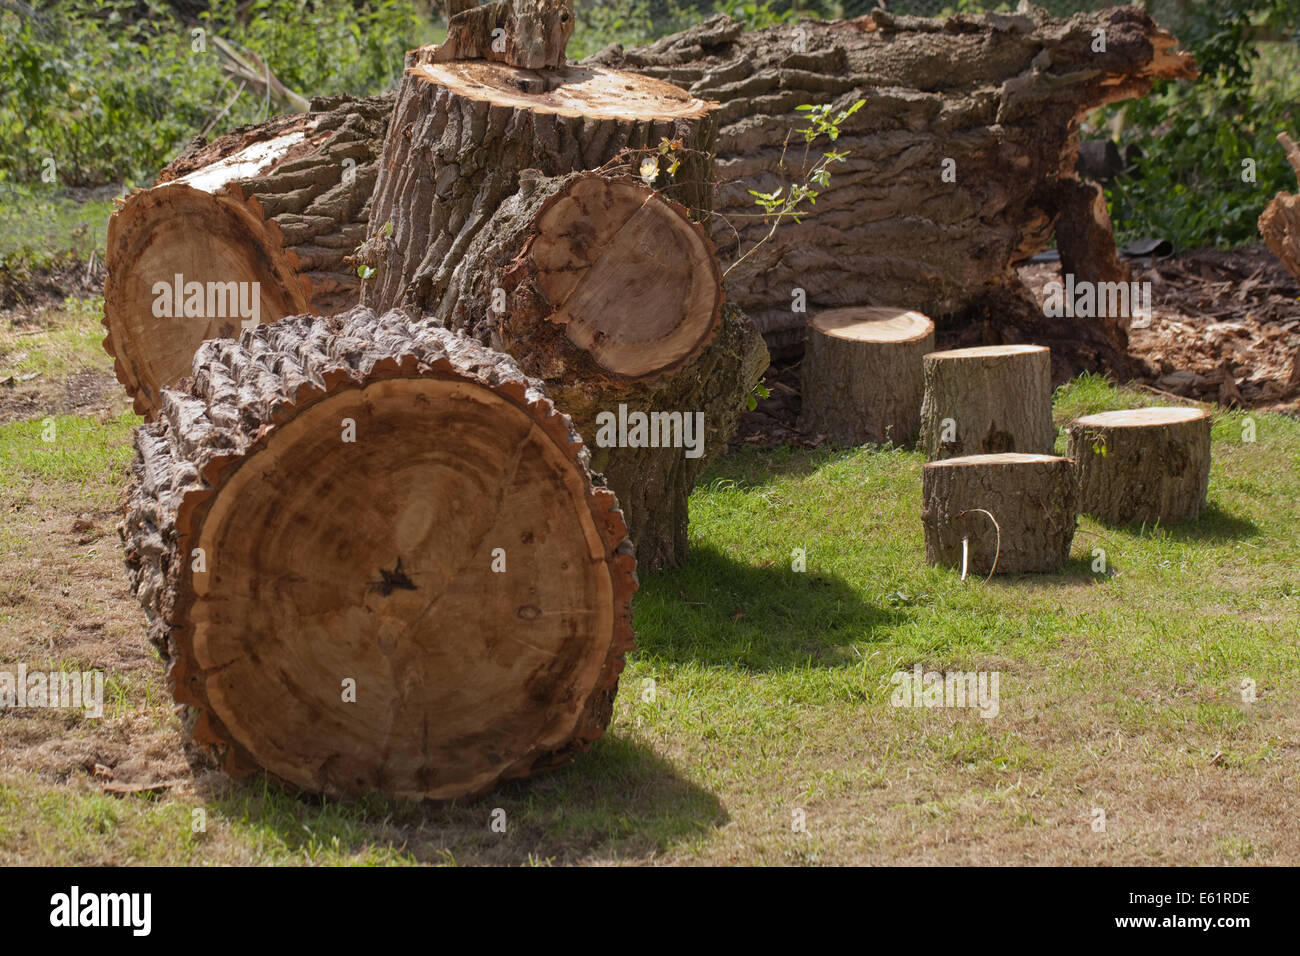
[103,184,309,417]
[809,307,933,344]
[520,175,723,380]
[409,59,717,120]
[124,309,637,801]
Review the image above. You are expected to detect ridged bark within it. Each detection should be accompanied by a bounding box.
[359,50,718,317]
[799,307,934,446]
[120,306,637,801]
[588,8,1194,367]
[104,94,392,417]
[918,345,1056,460]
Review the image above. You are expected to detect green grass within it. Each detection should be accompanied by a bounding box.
[1,375,1297,865]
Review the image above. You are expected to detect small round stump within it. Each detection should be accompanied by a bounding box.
[918,344,1055,461]
[921,453,1078,575]
[1066,406,1211,525]
[798,307,934,445]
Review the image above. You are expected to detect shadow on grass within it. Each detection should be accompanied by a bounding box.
[204,735,723,865]
[1093,502,1261,543]
[634,542,905,670]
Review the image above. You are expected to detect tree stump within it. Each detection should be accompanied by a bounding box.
[798,306,934,445]
[921,453,1078,575]
[918,344,1056,460]
[121,307,637,801]
[1066,406,1212,525]
[359,50,718,317]
[103,94,392,418]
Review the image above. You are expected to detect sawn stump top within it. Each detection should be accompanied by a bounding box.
[924,344,1049,361]
[924,452,1069,469]
[410,59,717,121]
[809,307,934,343]
[1072,406,1209,428]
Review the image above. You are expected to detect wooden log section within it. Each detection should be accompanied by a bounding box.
[120,307,637,801]
[1259,132,1300,284]
[104,94,392,418]
[588,8,1194,369]
[922,453,1078,576]
[442,169,766,571]
[441,170,724,381]
[359,51,719,318]
[1066,406,1212,526]
[798,307,934,446]
[918,344,1055,461]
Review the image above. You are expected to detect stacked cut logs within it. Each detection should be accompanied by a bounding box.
[114,4,766,801]
[588,7,1195,371]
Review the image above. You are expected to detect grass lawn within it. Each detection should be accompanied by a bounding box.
[0,299,1296,863]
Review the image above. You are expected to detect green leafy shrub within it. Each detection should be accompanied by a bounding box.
[1104,0,1300,249]
[0,0,434,189]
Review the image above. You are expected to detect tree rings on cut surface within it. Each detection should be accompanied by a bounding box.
[122,309,637,801]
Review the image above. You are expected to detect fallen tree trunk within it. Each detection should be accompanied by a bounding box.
[588,7,1195,372]
[1260,132,1300,283]
[363,39,767,571]
[121,307,637,801]
[103,93,392,417]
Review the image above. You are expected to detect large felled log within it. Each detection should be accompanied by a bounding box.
[359,47,718,317]
[922,453,1078,575]
[1260,132,1300,284]
[588,7,1195,370]
[1066,406,1211,525]
[918,344,1056,460]
[103,94,392,417]
[798,306,934,446]
[120,307,637,801]
[440,168,766,570]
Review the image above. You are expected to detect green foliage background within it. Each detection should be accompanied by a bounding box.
[2,0,1299,251]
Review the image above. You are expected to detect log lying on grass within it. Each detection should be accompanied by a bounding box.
[121,307,637,801]
[359,31,767,571]
[922,452,1078,575]
[589,7,1195,368]
[1066,406,1211,525]
[104,94,392,417]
